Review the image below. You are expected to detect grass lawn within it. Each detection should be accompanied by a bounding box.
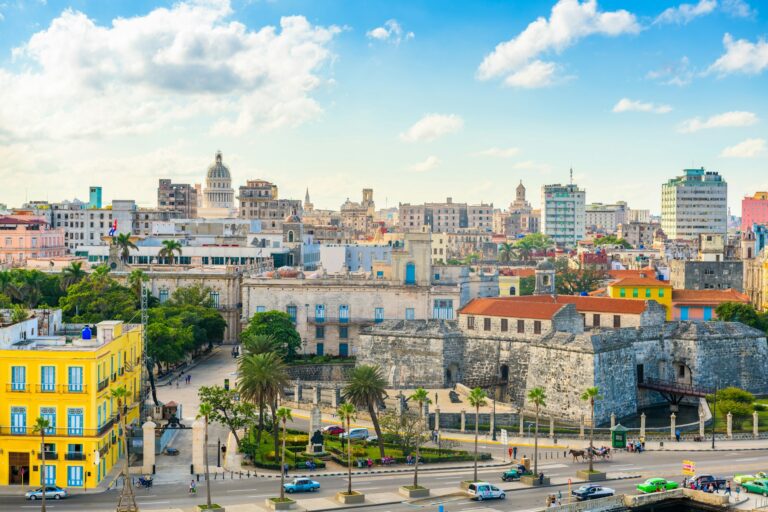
[706,400,768,432]
[324,437,487,464]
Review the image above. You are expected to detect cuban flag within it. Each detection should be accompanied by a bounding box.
[108,219,118,237]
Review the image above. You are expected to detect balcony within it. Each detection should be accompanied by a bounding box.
[65,452,86,461]
[118,368,125,376]
[97,379,109,392]
[36,384,58,393]
[98,416,117,436]
[6,383,28,392]
[0,426,100,437]
[37,452,58,460]
[66,385,86,393]
[110,374,117,383]
[306,316,372,326]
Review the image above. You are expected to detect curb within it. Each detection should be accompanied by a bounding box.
[245,460,509,479]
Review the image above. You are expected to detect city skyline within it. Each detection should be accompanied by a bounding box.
[1,0,767,212]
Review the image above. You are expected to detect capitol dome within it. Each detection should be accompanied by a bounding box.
[202,151,235,210]
[207,151,231,179]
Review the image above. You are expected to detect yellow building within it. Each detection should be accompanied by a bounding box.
[607,277,673,319]
[0,320,143,490]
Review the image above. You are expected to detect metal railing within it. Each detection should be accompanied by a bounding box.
[97,379,109,392]
[6,383,28,392]
[638,377,712,397]
[5,383,86,393]
[0,426,104,437]
[118,368,124,376]
[37,452,57,460]
[65,452,86,461]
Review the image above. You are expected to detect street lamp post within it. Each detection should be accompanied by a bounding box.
[491,379,497,441]
[711,382,718,450]
[217,438,221,467]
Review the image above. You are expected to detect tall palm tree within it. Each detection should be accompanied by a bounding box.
[527,387,547,476]
[127,269,147,299]
[408,387,431,488]
[197,403,214,509]
[18,271,46,308]
[60,261,86,290]
[33,417,51,512]
[467,387,487,482]
[158,240,183,265]
[242,334,279,356]
[580,387,603,473]
[497,242,515,264]
[337,403,357,495]
[237,353,289,449]
[110,386,134,498]
[113,233,137,264]
[276,407,293,500]
[343,365,387,459]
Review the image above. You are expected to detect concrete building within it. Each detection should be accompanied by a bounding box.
[202,151,235,210]
[617,222,655,249]
[504,182,540,237]
[237,179,302,231]
[671,289,750,321]
[399,198,494,233]
[157,179,198,218]
[340,189,375,239]
[628,209,651,223]
[87,187,102,209]
[741,192,768,233]
[51,200,135,252]
[541,182,586,248]
[585,202,628,233]
[661,168,727,241]
[0,216,66,266]
[319,244,392,274]
[669,259,744,291]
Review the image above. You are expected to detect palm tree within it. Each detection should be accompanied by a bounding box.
[61,261,86,289]
[127,269,147,299]
[237,352,289,450]
[33,417,51,512]
[343,365,387,459]
[276,407,293,500]
[242,334,279,356]
[527,387,547,476]
[110,386,134,498]
[408,387,431,489]
[580,387,603,473]
[337,402,357,495]
[497,242,515,264]
[467,387,487,482]
[17,271,46,308]
[113,233,137,264]
[197,403,214,509]
[158,240,183,265]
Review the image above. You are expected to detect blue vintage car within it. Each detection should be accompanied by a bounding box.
[284,478,320,493]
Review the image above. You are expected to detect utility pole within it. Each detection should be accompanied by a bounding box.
[711,382,718,450]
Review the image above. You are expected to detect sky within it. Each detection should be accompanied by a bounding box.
[0,0,767,215]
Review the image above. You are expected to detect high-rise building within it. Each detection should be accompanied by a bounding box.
[742,192,768,232]
[585,202,628,233]
[237,179,302,230]
[398,198,493,233]
[541,182,586,247]
[202,151,235,210]
[157,179,198,218]
[87,187,102,209]
[661,168,727,241]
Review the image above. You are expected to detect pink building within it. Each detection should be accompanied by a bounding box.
[0,216,66,266]
[742,192,768,232]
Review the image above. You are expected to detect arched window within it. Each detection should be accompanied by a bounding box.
[287,230,294,243]
[500,365,509,382]
[509,286,516,296]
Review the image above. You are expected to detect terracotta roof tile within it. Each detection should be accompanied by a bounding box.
[608,269,652,280]
[609,277,670,287]
[459,298,564,319]
[672,288,750,304]
[483,295,649,314]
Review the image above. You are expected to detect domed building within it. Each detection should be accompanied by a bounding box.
[203,151,235,209]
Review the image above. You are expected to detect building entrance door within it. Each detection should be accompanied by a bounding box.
[9,452,30,485]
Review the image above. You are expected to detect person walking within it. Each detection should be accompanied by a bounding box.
[725,480,732,497]
[513,446,518,460]
[675,429,681,442]
[188,480,197,494]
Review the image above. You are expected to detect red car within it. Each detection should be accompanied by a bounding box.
[322,425,345,435]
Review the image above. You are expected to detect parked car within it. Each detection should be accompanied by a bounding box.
[742,479,768,497]
[572,485,615,501]
[340,427,369,440]
[637,478,679,493]
[26,486,68,500]
[467,482,506,501]
[165,447,179,456]
[322,425,345,436]
[283,478,320,493]
[501,469,522,481]
[366,435,378,443]
[692,474,726,490]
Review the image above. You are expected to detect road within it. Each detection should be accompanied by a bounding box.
[5,448,767,511]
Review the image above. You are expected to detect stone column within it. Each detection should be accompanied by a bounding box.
[294,382,303,403]
[398,394,407,417]
[610,412,616,430]
[519,410,525,437]
[489,410,495,437]
[331,388,342,408]
[579,414,585,440]
[312,386,322,405]
[434,408,441,432]
[727,412,733,439]
[754,411,759,439]
[670,413,676,441]
[460,410,466,433]
[549,417,554,438]
[192,417,205,474]
[423,402,430,430]
[699,411,705,438]
[640,413,646,440]
[225,431,242,471]
[142,418,156,474]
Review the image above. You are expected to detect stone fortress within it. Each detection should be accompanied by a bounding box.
[358,261,768,425]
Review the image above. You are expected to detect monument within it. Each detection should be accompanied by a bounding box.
[306,405,326,455]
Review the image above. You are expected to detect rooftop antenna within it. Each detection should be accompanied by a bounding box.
[569,167,573,185]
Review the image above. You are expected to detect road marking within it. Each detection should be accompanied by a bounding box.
[135,500,170,505]
[226,488,262,493]
[247,494,272,498]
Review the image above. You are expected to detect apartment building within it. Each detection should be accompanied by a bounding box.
[541,183,586,247]
[661,168,727,241]
[157,179,198,218]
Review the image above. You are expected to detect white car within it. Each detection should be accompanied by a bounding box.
[25,486,68,500]
[467,482,506,501]
[340,427,369,440]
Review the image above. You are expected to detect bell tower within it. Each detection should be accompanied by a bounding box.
[534,260,556,295]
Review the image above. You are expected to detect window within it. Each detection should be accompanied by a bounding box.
[534,321,542,334]
[158,289,169,304]
[11,406,26,434]
[678,364,686,378]
[316,343,324,356]
[636,364,644,384]
[40,407,56,435]
[501,319,508,332]
[339,326,348,339]
[67,408,84,436]
[483,318,491,331]
[286,305,297,323]
[467,316,475,330]
[517,320,525,333]
[658,288,665,298]
[613,315,621,328]
[339,304,349,323]
[11,366,26,391]
[432,299,454,320]
[44,465,56,486]
[619,288,626,298]
[405,308,415,320]
[67,466,84,487]
[593,314,600,327]
[315,326,325,339]
[41,366,56,392]
[374,307,384,323]
[255,305,266,313]
[315,304,325,322]
[210,291,220,308]
[645,288,651,298]
[632,288,639,298]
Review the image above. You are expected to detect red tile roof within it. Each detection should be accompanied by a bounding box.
[672,288,750,305]
[0,216,45,225]
[459,298,565,319]
[498,267,535,277]
[484,295,649,314]
[609,277,670,287]
[608,269,654,280]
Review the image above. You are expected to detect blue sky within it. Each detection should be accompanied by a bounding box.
[0,0,766,214]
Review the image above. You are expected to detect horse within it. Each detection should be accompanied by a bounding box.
[586,446,611,460]
[569,449,586,462]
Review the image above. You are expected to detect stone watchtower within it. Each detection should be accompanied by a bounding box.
[534,259,556,295]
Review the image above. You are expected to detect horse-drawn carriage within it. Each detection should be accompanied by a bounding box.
[569,446,611,462]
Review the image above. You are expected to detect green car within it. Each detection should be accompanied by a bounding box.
[742,479,768,497]
[501,469,522,482]
[637,478,679,493]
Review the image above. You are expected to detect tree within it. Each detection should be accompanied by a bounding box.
[594,235,631,249]
[169,284,214,308]
[113,233,137,263]
[527,387,547,476]
[276,407,293,500]
[554,258,606,295]
[127,269,148,300]
[467,387,487,482]
[580,387,603,473]
[715,302,766,331]
[59,274,138,323]
[237,352,289,452]
[33,416,51,512]
[408,387,431,489]
[514,234,554,261]
[110,386,135,505]
[711,387,755,425]
[198,385,256,448]
[242,334,280,356]
[343,365,387,459]
[519,276,535,296]
[379,410,427,455]
[61,261,86,290]
[158,239,183,265]
[241,311,302,359]
[497,242,515,264]
[10,304,29,324]
[197,403,214,509]
[337,402,357,495]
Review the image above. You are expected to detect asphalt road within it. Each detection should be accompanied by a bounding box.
[6,448,768,511]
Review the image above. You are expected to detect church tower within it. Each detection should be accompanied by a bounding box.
[304,188,314,212]
[534,259,556,295]
[516,180,526,203]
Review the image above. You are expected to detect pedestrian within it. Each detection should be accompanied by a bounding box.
[736,486,741,501]
[675,429,681,442]
[188,480,197,494]
[283,463,289,477]
[725,480,732,496]
[538,472,545,485]
[176,379,179,388]
[513,446,518,460]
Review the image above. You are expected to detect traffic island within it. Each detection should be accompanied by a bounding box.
[265,498,295,510]
[399,485,430,498]
[576,469,607,482]
[336,491,365,504]
[520,475,551,486]
[196,505,225,511]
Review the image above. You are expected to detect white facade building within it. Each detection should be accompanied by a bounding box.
[541,183,586,247]
[661,168,727,241]
[585,202,628,233]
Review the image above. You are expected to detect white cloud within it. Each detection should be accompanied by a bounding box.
[646,56,694,86]
[708,33,768,76]
[678,111,758,133]
[474,147,521,158]
[408,155,440,172]
[720,138,767,158]
[399,114,463,143]
[366,19,414,45]
[654,0,717,25]
[477,0,639,88]
[721,0,756,18]
[612,98,672,114]
[0,1,340,140]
